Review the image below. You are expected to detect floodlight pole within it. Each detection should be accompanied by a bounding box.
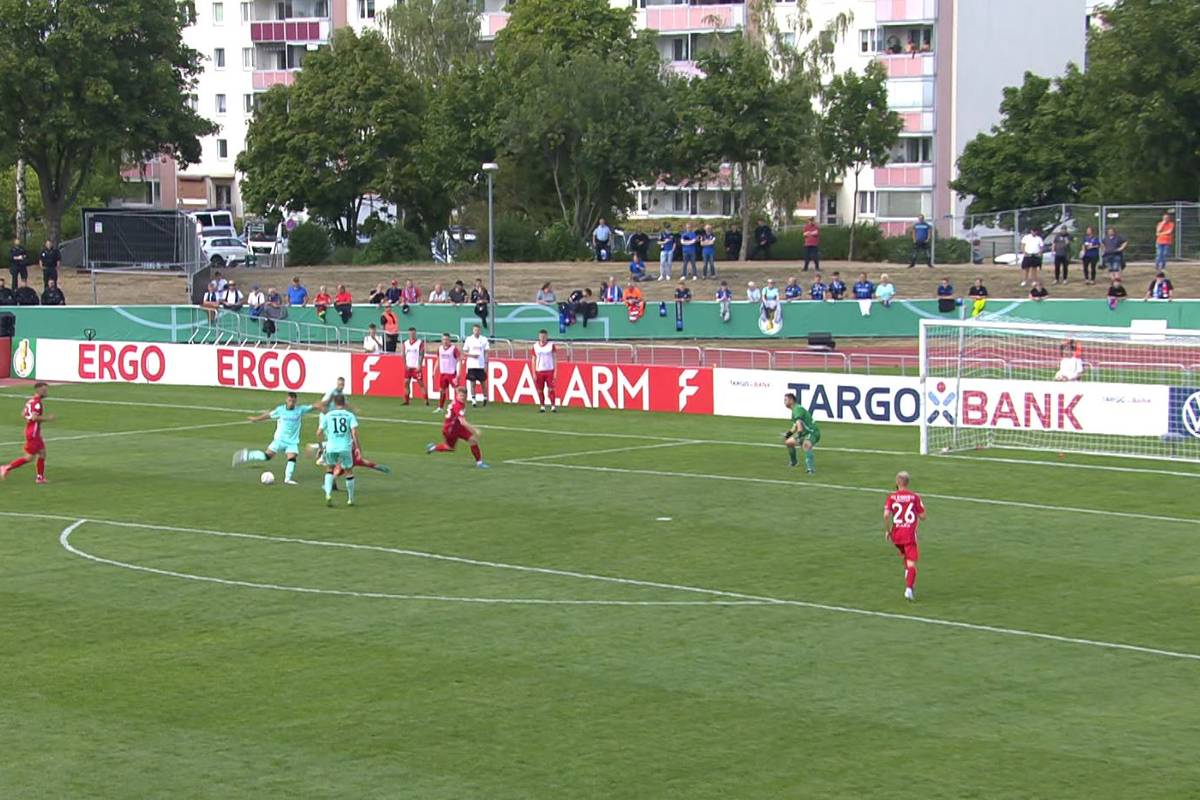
[483,162,500,335]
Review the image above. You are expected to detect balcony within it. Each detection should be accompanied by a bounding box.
[899,111,935,133]
[876,0,937,23]
[666,60,704,78]
[643,3,745,34]
[252,69,299,90]
[480,11,509,40]
[251,19,330,43]
[874,165,934,188]
[877,52,934,78]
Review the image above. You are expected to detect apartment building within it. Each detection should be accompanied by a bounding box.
[122,0,1085,236]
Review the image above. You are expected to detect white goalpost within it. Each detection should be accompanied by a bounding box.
[919,319,1200,463]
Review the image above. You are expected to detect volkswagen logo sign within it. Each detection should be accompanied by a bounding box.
[1182,391,1200,438]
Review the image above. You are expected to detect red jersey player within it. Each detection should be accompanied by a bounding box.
[884,470,927,601]
[530,328,557,413]
[435,333,460,413]
[2,381,52,484]
[402,327,428,406]
[425,386,488,468]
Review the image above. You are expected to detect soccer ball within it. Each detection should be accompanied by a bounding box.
[260,471,276,485]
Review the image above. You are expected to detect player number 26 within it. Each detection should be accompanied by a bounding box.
[890,501,917,525]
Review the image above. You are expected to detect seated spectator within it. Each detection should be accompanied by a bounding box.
[1054,340,1084,381]
[14,280,39,305]
[314,285,332,322]
[220,280,244,311]
[402,278,421,305]
[936,277,956,313]
[428,282,448,303]
[746,281,762,302]
[262,287,284,338]
[601,276,623,303]
[41,278,65,306]
[761,278,781,326]
[852,272,875,300]
[875,274,896,306]
[629,253,649,282]
[334,284,353,323]
[967,277,988,298]
[828,271,847,300]
[674,280,692,303]
[624,282,645,321]
[201,280,220,315]
[810,273,827,301]
[535,282,556,305]
[385,279,403,304]
[1107,275,1127,309]
[0,277,15,305]
[448,280,467,304]
[363,323,384,354]
[367,283,386,305]
[716,280,733,322]
[1029,280,1049,301]
[577,288,598,327]
[471,279,490,329]
[784,275,803,300]
[246,284,266,317]
[288,276,308,306]
[1145,271,1173,300]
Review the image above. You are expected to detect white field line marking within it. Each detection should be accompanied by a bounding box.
[3,392,1199,479]
[0,419,251,447]
[33,512,1200,663]
[516,441,699,462]
[504,459,1200,529]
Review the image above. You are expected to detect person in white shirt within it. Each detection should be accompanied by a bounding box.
[461,323,491,407]
[246,285,266,315]
[427,282,448,303]
[362,323,384,354]
[746,281,762,302]
[435,333,460,413]
[402,327,428,406]
[530,328,558,413]
[1020,228,1045,287]
[219,280,244,310]
[1054,340,1084,381]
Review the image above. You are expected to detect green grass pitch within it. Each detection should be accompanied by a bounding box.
[1,382,1199,799]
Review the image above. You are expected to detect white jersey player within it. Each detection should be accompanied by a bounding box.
[401,327,428,406]
[530,328,558,413]
[435,333,461,412]
[461,323,491,407]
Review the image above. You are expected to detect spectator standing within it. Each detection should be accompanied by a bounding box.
[428,282,448,303]
[680,224,699,280]
[1102,227,1127,275]
[828,271,847,300]
[367,283,386,305]
[471,279,490,329]
[1029,280,1048,301]
[715,280,733,322]
[1051,227,1072,285]
[1155,212,1175,269]
[592,218,613,262]
[746,281,762,302]
[535,282,556,305]
[9,239,29,287]
[908,215,933,268]
[213,270,228,293]
[385,279,403,305]
[810,273,827,301]
[288,276,308,306]
[381,303,400,352]
[40,279,65,306]
[724,226,742,260]
[402,279,421,305]
[674,280,692,303]
[657,223,675,281]
[220,279,244,311]
[700,224,718,279]
[852,272,875,300]
[334,284,353,323]
[751,219,775,260]
[802,218,821,272]
[602,276,623,303]
[247,284,266,317]
[628,253,649,282]
[1019,227,1044,287]
[876,274,896,306]
[38,240,60,290]
[363,323,384,354]
[627,230,650,261]
[314,285,332,322]
[1145,271,1173,300]
[1107,275,1127,309]
[449,280,467,304]
[1080,227,1101,285]
[784,276,803,300]
[0,278,14,305]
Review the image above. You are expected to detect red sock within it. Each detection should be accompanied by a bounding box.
[35,458,45,478]
[470,444,482,462]
[5,456,29,471]
[357,457,377,469]
[433,443,453,453]
[548,387,557,405]
[905,566,917,589]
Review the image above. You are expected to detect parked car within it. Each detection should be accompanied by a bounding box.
[202,236,250,268]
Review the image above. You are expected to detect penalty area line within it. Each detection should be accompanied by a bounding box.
[0,419,252,448]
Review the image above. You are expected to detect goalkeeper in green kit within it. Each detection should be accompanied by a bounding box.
[783,392,820,474]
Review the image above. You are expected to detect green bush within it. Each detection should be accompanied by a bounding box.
[540,221,592,261]
[287,222,331,266]
[356,224,423,264]
[768,229,807,260]
[491,215,541,262]
[330,244,358,265]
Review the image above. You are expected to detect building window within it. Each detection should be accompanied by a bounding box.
[878,191,931,219]
[240,1,251,21]
[242,47,255,68]
[358,0,374,18]
[215,183,233,208]
[891,136,933,164]
[186,93,198,111]
[216,94,227,114]
[214,47,226,69]
[181,1,197,25]
[859,29,876,54]
[212,2,223,23]
[243,93,254,113]
[857,191,877,215]
[671,37,689,62]
[672,191,686,213]
[217,139,229,159]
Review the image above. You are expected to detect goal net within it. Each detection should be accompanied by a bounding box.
[919,319,1200,463]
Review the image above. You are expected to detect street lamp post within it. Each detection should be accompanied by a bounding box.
[482,162,500,335]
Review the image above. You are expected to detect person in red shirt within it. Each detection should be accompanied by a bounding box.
[884,470,927,601]
[426,386,488,468]
[334,284,353,323]
[402,279,421,305]
[313,285,332,322]
[1,382,52,484]
[802,217,820,272]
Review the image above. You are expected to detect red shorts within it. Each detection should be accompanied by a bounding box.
[442,422,467,447]
[438,373,456,393]
[893,540,919,563]
[535,370,555,392]
[24,436,45,456]
[405,367,422,381]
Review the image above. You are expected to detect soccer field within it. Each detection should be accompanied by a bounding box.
[2,382,1198,799]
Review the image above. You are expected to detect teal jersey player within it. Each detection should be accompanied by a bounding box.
[315,377,347,433]
[233,392,318,485]
[783,392,820,474]
[320,396,360,507]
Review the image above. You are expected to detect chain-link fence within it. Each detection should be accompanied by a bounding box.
[952,202,1200,264]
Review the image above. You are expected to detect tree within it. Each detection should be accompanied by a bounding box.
[820,61,902,259]
[0,0,214,243]
[380,0,482,87]
[237,28,425,243]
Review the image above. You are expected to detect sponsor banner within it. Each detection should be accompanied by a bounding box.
[1168,387,1200,440]
[713,368,921,426]
[36,339,350,394]
[351,353,714,414]
[12,338,35,379]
